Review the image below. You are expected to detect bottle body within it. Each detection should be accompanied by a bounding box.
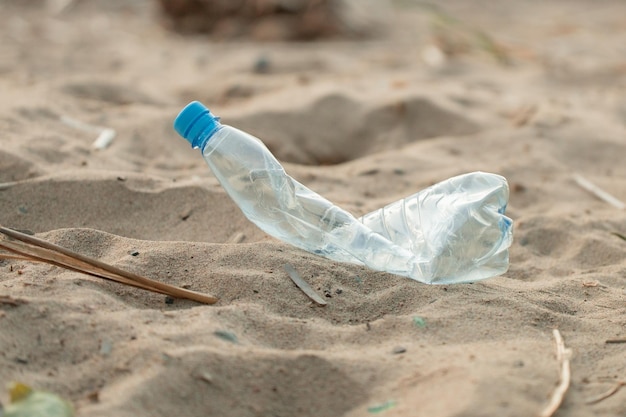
[174,101,513,284]
[201,125,423,276]
[359,172,512,283]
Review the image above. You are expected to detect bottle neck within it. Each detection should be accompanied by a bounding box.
[173,101,222,149]
[196,124,223,151]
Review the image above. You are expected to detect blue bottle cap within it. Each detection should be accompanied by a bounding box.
[174,101,221,148]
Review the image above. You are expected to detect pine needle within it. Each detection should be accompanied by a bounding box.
[573,174,626,210]
[284,263,327,306]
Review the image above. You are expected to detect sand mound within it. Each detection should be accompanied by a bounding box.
[1,1,626,416]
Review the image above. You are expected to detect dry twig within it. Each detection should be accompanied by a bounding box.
[586,379,626,405]
[0,225,217,304]
[539,329,572,417]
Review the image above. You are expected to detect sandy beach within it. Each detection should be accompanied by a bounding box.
[1,1,625,416]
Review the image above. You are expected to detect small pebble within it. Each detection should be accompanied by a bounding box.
[129,250,140,256]
[392,346,406,354]
[253,55,271,74]
[100,339,113,356]
[164,296,175,304]
[214,330,238,344]
[87,390,100,403]
[412,316,426,328]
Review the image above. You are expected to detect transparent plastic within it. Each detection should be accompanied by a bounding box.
[175,102,513,284]
[359,173,512,283]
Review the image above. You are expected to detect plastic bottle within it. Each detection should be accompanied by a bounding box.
[174,101,513,284]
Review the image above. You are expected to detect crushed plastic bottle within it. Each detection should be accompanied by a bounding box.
[174,101,513,284]
[359,173,512,283]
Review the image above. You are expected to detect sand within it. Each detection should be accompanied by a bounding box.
[1,1,625,416]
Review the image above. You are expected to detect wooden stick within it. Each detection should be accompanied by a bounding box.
[0,226,218,304]
[0,253,33,261]
[0,240,172,294]
[0,239,217,303]
[539,329,572,417]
